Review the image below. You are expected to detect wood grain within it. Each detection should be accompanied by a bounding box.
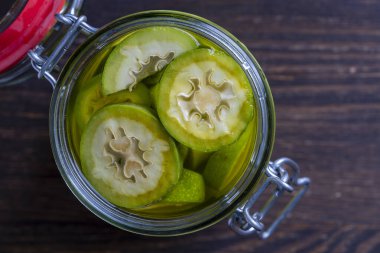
[1,0,380,252]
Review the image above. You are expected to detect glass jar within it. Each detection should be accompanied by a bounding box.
[1,3,310,237]
[49,10,309,237]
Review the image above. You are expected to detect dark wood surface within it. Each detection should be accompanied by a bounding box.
[1,0,380,252]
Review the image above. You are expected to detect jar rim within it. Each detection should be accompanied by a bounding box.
[50,10,275,236]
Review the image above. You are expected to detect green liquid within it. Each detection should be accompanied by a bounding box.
[66,27,257,218]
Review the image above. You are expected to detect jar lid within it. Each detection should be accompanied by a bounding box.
[0,0,27,34]
[0,0,84,86]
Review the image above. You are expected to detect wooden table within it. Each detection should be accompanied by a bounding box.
[1,0,379,252]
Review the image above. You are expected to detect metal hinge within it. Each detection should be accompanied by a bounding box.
[228,157,310,239]
[28,13,98,88]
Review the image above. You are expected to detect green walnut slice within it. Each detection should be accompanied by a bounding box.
[80,104,181,208]
[102,26,198,95]
[135,169,205,213]
[157,48,254,151]
[74,75,151,132]
[160,169,205,204]
[203,119,256,191]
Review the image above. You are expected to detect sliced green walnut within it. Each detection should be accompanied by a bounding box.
[74,75,151,132]
[160,169,205,204]
[203,119,256,192]
[80,104,181,208]
[102,26,198,95]
[134,169,205,213]
[157,48,254,151]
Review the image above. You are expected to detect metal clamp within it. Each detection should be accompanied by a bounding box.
[228,157,310,239]
[28,13,98,88]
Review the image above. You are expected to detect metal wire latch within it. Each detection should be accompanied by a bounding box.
[228,157,310,239]
[28,13,98,87]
